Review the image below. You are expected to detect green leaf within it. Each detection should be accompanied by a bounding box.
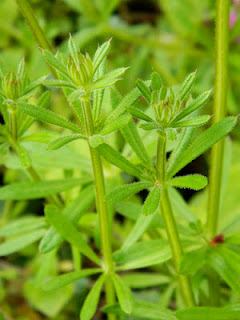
[0,217,46,237]
[68,89,86,102]
[140,122,162,131]
[103,300,176,320]
[42,79,76,89]
[121,120,152,167]
[100,113,131,135]
[0,229,46,256]
[91,68,127,90]
[42,50,72,81]
[0,178,91,200]
[173,115,211,128]
[208,246,240,297]
[95,143,143,178]
[142,185,161,216]
[80,274,106,320]
[104,86,145,127]
[105,181,152,204]
[48,134,87,150]
[167,117,237,178]
[122,211,159,249]
[18,102,82,133]
[45,205,100,265]
[68,35,79,66]
[40,185,95,253]
[179,71,196,100]
[151,72,163,91]
[111,272,133,314]
[172,90,212,123]
[21,131,56,143]
[93,39,111,74]
[93,58,106,121]
[15,143,31,168]
[122,272,170,288]
[180,247,206,276]
[43,268,101,291]
[136,78,151,103]
[168,174,208,190]
[176,305,240,320]
[114,240,171,270]
[166,128,194,180]
[127,106,154,122]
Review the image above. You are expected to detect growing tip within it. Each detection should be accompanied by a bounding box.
[108,37,113,43]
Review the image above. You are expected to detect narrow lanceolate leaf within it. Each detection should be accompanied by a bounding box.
[99,113,131,135]
[0,178,91,200]
[93,39,111,74]
[42,79,76,89]
[208,246,240,297]
[105,181,152,204]
[91,68,127,90]
[136,78,151,103]
[42,50,72,81]
[176,306,240,320]
[111,273,133,314]
[80,274,106,320]
[18,103,82,133]
[104,87,145,127]
[15,143,31,168]
[172,90,212,123]
[43,268,101,291]
[179,71,196,100]
[151,72,163,91]
[167,117,237,178]
[89,135,104,148]
[0,217,46,237]
[180,247,207,276]
[93,58,105,121]
[103,300,176,320]
[48,134,87,150]
[168,174,208,191]
[95,144,143,178]
[122,211,159,249]
[39,185,95,253]
[127,106,154,122]
[38,91,51,109]
[68,35,79,66]
[114,240,171,270]
[166,128,194,180]
[0,229,46,256]
[45,205,101,265]
[121,120,152,167]
[142,185,161,216]
[140,122,162,131]
[122,273,170,289]
[173,115,211,128]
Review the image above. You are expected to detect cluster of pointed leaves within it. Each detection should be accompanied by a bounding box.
[130,71,212,138]
[0,59,51,168]
[104,71,237,216]
[16,37,132,155]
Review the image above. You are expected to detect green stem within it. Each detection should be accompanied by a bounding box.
[81,97,115,319]
[207,0,230,306]
[157,132,195,307]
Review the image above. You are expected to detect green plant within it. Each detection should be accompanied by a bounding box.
[0,0,240,320]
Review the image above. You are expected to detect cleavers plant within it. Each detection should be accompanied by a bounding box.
[0,0,240,319]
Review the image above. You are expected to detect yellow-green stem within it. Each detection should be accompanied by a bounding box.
[207,0,230,306]
[157,132,195,307]
[82,98,115,319]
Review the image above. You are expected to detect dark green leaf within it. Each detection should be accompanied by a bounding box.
[111,272,133,314]
[136,78,151,103]
[142,185,161,216]
[180,247,206,275]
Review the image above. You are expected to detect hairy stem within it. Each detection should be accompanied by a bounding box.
[157,132,195,307]
[206,0,230,306]
[82,97,115,319]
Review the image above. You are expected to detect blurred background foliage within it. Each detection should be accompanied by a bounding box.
[0,0,240,319]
